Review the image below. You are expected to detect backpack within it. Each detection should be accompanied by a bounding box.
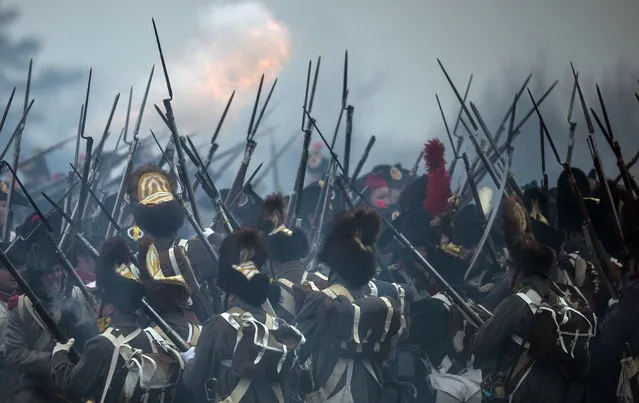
[99,327,184,403]
[220,307,305,382]
[515,282,595,373]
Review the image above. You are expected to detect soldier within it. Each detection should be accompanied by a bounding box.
[600,194,639,402]
[125,164,217,323]
[295,207,405,402]
[5,237,97,402]
[182,228,304,402]
[50,237,184,402]
[472,195,593,403]
[256,193,319,322]
[0,240,27,403]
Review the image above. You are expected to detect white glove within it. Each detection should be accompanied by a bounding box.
[53,338,75,355]
[180,346,196,362]
[608,298,619,308]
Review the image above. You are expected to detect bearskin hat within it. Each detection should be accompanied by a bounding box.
[369,164,410,190]
[98,237,145,311]
[452,204,484,247]
[218,229,279,306]
[126,164,184,237]
[137,235,193,312]
[318,207,381,287]
[523,185,550,224]
[219,185,263,228]
[258,193,309,262]
[501,194,556,276]
[423,139,451,217]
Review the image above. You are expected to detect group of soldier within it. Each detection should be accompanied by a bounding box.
[0,31,637,402]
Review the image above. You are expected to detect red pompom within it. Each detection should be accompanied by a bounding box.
[423,138,451,216]
[30,215,40,225]
[311,142,323,153]
[366,174,388,192]
[424,138,446,174]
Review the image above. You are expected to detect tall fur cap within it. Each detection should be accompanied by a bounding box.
[218,229,277,306]
[500,194,555,275]
[318,207,381,287]
[127,164,184,237]
[258,193,287,233]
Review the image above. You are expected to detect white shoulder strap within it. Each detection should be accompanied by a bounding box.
[515,289,543,314]
[276,278,297,316]
[99,328,142,403]
[431,293,453,311]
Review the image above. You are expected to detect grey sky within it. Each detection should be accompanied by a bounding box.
[11,0,639,192]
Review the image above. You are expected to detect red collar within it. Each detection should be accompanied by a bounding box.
[0,291,10,303]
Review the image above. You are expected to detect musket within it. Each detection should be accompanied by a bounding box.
[570,63,625,248]
[593,85,639,197]
[180,135,240,233]
[469,99,524,199]
[463,150,510,281]
[470,82,558,188]
[351,135,376,181]
[269,134,281,192]
[492,73,533,145]
[540,113,548,192]
[306,110,484,328]
[106,66,154,238]
[0,87,16,136]
[528,87,618,299]
[449,74,473,177]
[615,150,639,184]
[61,70,93,249]
[63,104,84,236]
[436,94,498,264]
[146,129,220,266]
[193,90,235,192]
[0,161,97,313]
[566,72,579,166]
[222,75,275,213]
[152,19,202,227]
[0,249,81,361]
[18,136,75,170]
[2,61,32,242]
[287,58,321,228]
[0,101,35,163]
[437,59,477,131]
[410,151,424,178]
[68,164,121,235]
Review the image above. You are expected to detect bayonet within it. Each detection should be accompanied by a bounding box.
[437,59,477,131]
[193,90,235,192]
[2,61,32,241]
[351,135,376,181]
[152,18,202,226]
[528,87,618,298]
[0,87,15,136]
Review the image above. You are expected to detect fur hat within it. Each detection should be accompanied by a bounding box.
[127,164,184,237]
[523,185,550,224]
[258,193,309,262]
[219,185,264,227]
[318,207,381,288]
[501,194,555,276]
[369,164,410,189]
[423,139,451,217]
[218,229,279,306]
[98,237,145,310]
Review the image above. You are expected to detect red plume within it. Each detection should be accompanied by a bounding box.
[423,138,451,216]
